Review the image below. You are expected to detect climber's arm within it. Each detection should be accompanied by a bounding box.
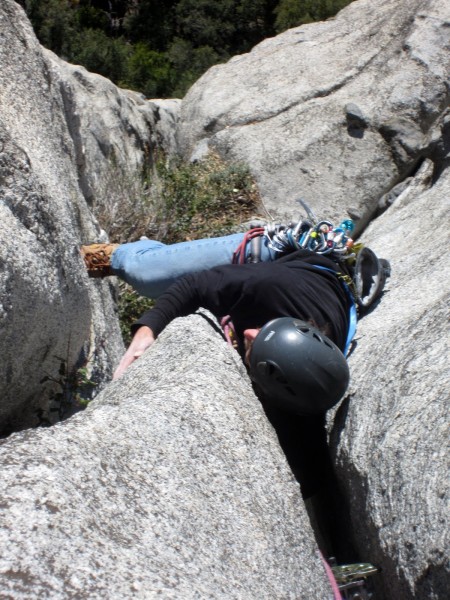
[113,265,248,380]
[133,265,248,335]
[113,326,155,380]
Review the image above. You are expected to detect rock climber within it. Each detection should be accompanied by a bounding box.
[81,211,391,563]
[81,215,389,512]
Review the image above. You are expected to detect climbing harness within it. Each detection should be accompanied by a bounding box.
[230,201,359,354]
[232,227,265,264]
[225,199,390,357]
[309,264,358,356]
[232,199,390,310]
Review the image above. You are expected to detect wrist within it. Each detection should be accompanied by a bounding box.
[133,325,155,339]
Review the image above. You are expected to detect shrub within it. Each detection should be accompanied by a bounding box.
[70,28,130,83]
[274,0,354,32]
[117,283,155,346]
[93,152,264,245]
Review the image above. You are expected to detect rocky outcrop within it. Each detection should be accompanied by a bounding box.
[178,0,450,234]
[44,51,180,207]
[0,313,333,599]
[0,0,117,432]
[329,160,449,599]
[0,0,179,433]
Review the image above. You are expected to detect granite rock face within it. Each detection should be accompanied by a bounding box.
[0,0,118,432]
[44,51,180,207]
[178,0,450,234]
[0,0,179,432]
[0,314,333,599]
[330,160,449,599]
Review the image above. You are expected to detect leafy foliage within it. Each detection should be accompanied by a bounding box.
[93,152,263,245]
[125,43,173,98]
[71,28,131,82]
[152,154,261,243]
[18,0,355,98]
[117,283,155,346]
[274,0,353,31]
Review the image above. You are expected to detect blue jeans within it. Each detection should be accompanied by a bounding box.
[111,233,275,298]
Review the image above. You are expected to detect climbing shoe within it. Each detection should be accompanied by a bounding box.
[81,243,119,278]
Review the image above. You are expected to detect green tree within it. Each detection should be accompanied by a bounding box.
[75,4,111,32]
[234,0,278,51]
[174,0,277,56]
[70,28,130,82]
[123,43,173,97]
[19,0,356,98]
[76,0,131,34]
[168,38,221,97]
[274,0,353,32]
[123,0,177,50]
[18,0,77,56]
[175,0,236,52]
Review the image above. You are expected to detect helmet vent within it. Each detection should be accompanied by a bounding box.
[267,363,289,386]
[296,325,310,334]
[312,332,323,343]
[266,363,276,375]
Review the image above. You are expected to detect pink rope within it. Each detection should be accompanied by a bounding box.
[319,551,342,600]
[220,316,235,347]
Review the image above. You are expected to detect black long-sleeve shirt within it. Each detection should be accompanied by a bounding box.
[135,250,353,498]
[135,250,352,353]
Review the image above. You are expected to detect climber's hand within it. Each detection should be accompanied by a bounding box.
[113,326,155,380]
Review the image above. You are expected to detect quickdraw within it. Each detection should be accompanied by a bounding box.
[264,214,356,260]
[233,201,359,266]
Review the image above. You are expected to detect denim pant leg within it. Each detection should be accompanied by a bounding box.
[111,234,275,298]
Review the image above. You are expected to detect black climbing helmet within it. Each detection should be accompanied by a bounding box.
[249,318,350,415]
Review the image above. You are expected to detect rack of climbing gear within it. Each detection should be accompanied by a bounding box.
[264,198,357,262]
[331,561,380,600]
[230,198,390,334]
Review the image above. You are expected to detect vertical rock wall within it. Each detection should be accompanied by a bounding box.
[331,161,449,599]
[0,1,179,433]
